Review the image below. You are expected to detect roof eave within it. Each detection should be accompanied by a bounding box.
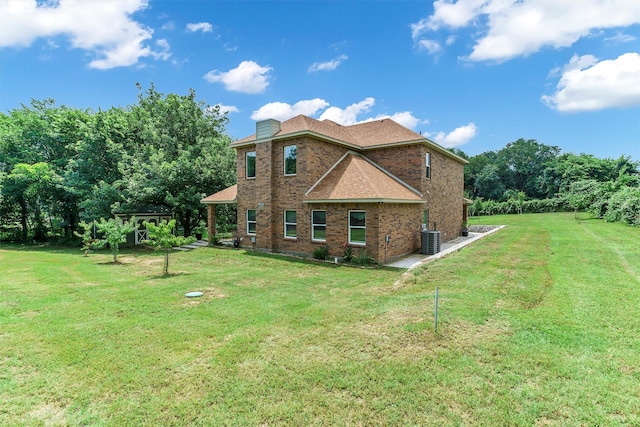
[231,131,468,164]
[200,198,237,205]
[231,130,364,151]
[303,198,425,204]
[362,139,468,164]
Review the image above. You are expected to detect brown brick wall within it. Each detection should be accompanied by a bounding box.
[365,145,424,191]
[233,135,465,262]
[422,146,465,240]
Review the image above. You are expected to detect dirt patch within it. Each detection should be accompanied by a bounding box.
[181,287,226,305]
[29,403,67,426]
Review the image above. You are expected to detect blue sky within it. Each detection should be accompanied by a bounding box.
[1,0,639,160]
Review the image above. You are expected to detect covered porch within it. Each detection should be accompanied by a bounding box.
[200,184,237,242]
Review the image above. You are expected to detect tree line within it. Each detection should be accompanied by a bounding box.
[0,84,236,242]
[2,89,638,245]
[453,138,640,226]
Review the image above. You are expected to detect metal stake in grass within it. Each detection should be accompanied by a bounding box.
[434,286,439,332]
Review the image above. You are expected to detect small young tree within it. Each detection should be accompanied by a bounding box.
[93,217,135,263]
[73,220,94,256]
[143,219,195,275]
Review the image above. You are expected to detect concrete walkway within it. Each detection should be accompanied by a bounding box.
[384,226,505,269]
[173,240,210,251]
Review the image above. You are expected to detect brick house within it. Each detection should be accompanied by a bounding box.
[201,115,468,263]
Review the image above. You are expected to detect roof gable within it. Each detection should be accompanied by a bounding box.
[200,184,237,204]
[304,152,424,203]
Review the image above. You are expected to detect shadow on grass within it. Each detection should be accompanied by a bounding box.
[241,248,399,271]
[147,271,191,280]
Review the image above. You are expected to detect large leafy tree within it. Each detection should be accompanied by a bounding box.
[2,162,61,241]
[497,138,560,199]
[120,84,235,236]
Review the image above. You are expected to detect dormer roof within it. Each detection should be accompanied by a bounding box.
[304,152,424,204]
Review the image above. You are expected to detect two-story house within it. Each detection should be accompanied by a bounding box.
[201,115,468,264]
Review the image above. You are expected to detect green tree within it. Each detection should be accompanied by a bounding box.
[2,162,61,241]
[73,220,95,256]
[497,138,560,199]
[120,84,236,237]
[143,219,195,275]
[93,217,135,263]
[474,164,505,201]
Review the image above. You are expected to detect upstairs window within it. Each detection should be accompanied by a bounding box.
[349,210,366,245]
[284,210,297,238]
[312,210,326,241]
[247,209,256,235]
[425,152,431,179]
[284,145,297,176]
[246,151,256,178]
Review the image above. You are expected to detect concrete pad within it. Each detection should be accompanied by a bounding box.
[182,244,202,249]
[384,226,505,269]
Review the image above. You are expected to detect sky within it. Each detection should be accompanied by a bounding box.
[1,0,639,161]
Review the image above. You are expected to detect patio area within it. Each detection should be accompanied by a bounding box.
[384,226,505,269]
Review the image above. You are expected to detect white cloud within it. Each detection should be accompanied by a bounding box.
[360,111,424,130]
[252,99,330,121]
[251,98,427,130]
[223,43,238,52]
[429,123,477,147]
[204,61,272,94]
[382,112,424,129]
[186,22,213,33]
[412,0,640,62]
[318,97,376,125]
[605,32,637,43]
[214,104,239,115]
[308,54,348,72]
[0,0,167,69]
[542,52,640,112]
[416,39,442,54]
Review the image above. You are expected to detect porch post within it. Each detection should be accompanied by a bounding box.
[207,204,217,241]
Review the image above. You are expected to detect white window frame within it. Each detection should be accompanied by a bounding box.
[311,210,326,242]
[246,151,256,179]
[284,145,297,176]
[246,209,257,235]
[284,210,297,239]
[425,152,431,179]
[348,210,366,245]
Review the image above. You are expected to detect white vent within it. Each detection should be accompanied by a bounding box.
[256,119,281,139]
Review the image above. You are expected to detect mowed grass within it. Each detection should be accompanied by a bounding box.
[1,213,639,426]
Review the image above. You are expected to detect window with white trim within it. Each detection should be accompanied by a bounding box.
[246,151,256,178]
[425,152,431,179]
[349,210,366,245]
[284,145,297,176]
[312,210,326,241]
[284,210,297,238]
[247,209,256,235]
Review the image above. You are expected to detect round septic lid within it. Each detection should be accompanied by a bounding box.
[185,291,204,298]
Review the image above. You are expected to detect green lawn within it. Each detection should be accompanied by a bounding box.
[1,213,639,426]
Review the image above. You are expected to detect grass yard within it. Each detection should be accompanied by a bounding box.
[1,213,639,426]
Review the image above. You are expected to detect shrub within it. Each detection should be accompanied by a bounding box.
[313,245,329,260]
[342,243,353,262]
[350,249,375,267]
[604,187,640,226]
